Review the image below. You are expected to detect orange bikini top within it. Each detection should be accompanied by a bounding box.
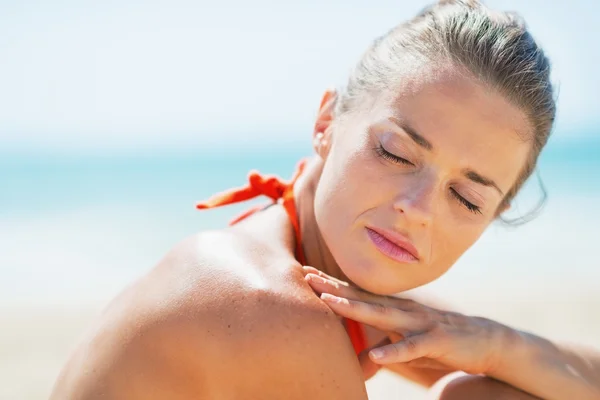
[196,159,368,356]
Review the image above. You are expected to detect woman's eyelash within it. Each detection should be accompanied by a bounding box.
[375,145,414,166]
[450,188,482,214]
[376,144,482,215]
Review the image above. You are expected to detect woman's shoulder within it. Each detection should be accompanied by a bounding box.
[149,229,367,398]
[52,227,367,399]
[153,227,335,332]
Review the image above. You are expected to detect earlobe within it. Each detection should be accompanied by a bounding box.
[313,132,325,155]
[313,131,331,159]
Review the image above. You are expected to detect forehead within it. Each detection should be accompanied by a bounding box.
[381,68,532,194]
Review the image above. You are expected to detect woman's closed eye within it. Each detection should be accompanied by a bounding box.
[375,144,415,166]
[450,188,482,214]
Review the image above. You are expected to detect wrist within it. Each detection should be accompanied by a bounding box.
[484,319,526,377]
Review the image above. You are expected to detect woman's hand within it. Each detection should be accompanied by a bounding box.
[302,266,510,376]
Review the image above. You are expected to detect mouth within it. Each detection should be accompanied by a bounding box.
[365,227,420,264]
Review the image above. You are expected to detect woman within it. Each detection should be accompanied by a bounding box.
[51,1,600,399]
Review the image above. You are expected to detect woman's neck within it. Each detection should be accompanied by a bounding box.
[294,157,351,284]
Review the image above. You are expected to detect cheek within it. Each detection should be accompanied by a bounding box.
[428,222,486,278]
[313,139,384,248]
[316,140,386,220]
[314,150,366,231]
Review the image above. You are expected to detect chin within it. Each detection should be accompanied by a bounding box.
[338,255,413,295]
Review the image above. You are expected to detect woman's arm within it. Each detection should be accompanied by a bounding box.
[489,328,600,400]
[304,268,600,400]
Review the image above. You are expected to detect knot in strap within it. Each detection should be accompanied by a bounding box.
[246,171,288,202]
[195,162,305,211]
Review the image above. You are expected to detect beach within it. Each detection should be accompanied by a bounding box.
[2,285,599,399]
[1,142,599,399]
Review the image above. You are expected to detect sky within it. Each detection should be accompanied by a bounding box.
[0,0,598,154]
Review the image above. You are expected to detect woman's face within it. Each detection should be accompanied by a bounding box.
[314,67,532,294]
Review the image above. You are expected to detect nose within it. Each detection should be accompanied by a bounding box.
[393,175,436,227]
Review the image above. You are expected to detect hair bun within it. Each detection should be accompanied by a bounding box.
[438,0,481,8]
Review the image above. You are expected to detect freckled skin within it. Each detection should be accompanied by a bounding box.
[49,204,368,400]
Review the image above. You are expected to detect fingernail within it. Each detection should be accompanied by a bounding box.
[305,274,326,284]
[369,349,386,360]
[321,293,343,303]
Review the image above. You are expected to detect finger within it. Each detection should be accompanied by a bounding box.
[358,336,391,380]
[305,273,400,308]
[320,293,424,333]
[301,266,349,286]
[305,273,363,301]
[369,334,435,365]
[305,272,418,312]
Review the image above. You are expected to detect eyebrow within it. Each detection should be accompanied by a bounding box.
[389,117,433,151]
[462,169,504,196]
[388,117,504,196]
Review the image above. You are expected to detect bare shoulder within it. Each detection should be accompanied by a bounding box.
[51,212,366,399]
[190,230,368,399]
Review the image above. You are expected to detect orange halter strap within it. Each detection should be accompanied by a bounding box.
[196,159,307,264]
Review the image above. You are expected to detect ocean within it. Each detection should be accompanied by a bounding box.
[1,134,599,307]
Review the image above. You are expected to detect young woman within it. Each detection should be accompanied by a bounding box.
[51,1,600,399]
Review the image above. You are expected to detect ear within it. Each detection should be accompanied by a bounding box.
[312,88,337,159]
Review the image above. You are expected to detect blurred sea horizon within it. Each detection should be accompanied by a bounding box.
[1,131,599,308]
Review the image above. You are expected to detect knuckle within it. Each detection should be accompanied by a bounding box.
[440,311,458,327]
[430,325,451,344]
[403,336,419,354]
[411,311,431,328]
[346,299,359,310]
[431,319,447,333]
[372,302,390,315]
[390,344,404,358]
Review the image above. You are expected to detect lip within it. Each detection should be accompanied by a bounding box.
[366,226,420,263]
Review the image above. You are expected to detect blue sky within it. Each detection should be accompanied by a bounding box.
[0,0,598,153]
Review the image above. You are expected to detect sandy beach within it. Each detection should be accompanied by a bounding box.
[2,284,598,400]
